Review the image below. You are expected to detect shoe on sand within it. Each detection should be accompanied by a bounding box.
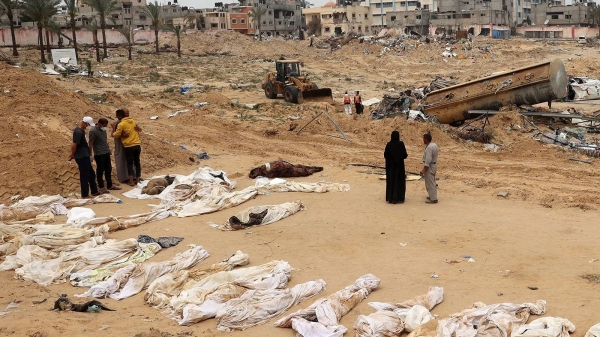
[425,199,438,204]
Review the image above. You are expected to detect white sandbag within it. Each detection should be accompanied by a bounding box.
[169,261,291,322]
[145,250,249,308]
[354,310,405,337]
[66,207,96,226]
[586,323,600,337]
[357,287,444,337]
[219,201,304,231]
[177,265,293,326]
[274,274,380,335]
[78,245,209,299]
[177,186,258,218]
[409,300,547,337]
[514,317,576,337]
[69,242,162,287]
[259,181,351,193]
[216,279,327,331]
[293,317,349,337]
[15,238,138,286]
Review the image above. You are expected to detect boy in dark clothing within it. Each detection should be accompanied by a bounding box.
[89,118,121,193]
[68,117,100,199]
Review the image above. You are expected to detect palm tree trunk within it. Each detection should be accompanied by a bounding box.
[177,35,181,58]
[94,33,101,62]
[258,24,262,41]
[101,17,108,59]
[7,11,18,56]
[38,23,46,63]
[45,28,51,54]
[128,45,132,60]
[154,28,159,54]
[71,16,78,60]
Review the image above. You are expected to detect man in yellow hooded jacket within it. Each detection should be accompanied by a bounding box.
[113,109,142,186]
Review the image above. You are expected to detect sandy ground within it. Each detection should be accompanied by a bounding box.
[1,32,600,336]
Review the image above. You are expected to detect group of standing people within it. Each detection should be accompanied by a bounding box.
[68,108,143,198]
[384,131,439,204]
[343,91,363,115]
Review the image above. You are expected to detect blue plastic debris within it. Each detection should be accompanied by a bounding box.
[180,145,187,150]
[179,87,191,94]
[197,152,209,160]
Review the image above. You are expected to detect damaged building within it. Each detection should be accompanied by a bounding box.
[302,0,372,36]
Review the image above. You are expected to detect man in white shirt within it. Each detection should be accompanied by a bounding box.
[420,133,439,204]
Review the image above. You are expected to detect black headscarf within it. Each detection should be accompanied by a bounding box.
[384,131,408,165]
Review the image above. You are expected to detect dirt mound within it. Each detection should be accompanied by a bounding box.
[166,30,315,59]
[0,63,192,202]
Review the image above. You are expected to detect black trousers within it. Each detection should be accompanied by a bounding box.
[355,103,363,114]
[75,157,98,197]
[124,145,141,178]
[94,153,113,189]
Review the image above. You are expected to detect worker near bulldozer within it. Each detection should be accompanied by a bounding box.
[343,92,352,115]
[354,91,363,115]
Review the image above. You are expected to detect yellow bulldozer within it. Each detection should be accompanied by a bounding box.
[262,60,333,104]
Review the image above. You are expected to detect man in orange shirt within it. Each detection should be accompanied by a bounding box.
[343,92,352,115]
[354,91,363,115]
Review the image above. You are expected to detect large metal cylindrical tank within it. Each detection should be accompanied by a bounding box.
[423,58,568,124]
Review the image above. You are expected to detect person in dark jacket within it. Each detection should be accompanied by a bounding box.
[384,130,408,204]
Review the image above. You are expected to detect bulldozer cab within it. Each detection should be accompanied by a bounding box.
[276,60,301,82]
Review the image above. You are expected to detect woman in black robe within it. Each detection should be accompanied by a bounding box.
[384,131,408,204]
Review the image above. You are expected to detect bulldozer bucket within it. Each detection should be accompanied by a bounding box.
[300,88,333,103]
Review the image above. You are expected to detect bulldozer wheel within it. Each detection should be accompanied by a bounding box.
[312,83,318,89]
[264,82,277,99]
[283,86,299,104]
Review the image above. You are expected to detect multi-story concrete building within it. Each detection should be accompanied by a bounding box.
[302,0,372,36]
[385,9,430,34]
[229,6,255,35]
[51,0,186,29]
[362,0,437,28]
[530,2,596,26]
[240,0,302,36]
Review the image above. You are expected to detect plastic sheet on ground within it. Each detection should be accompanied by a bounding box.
[72,210,172,232]
[122,167,234,200]
[215,279,327,331]
[69,242,162,287]
[0,224,109,259]
[514,317,575,337]
[145,250,249,309]
[78,245,209,300]
[138,235,183,248]
[585,323,600,337]
[408,300,547,337]
[255,178,351,193]
[0,194,121,223]
[176,186,258,218]
[219,201,304,231]
[66,207,96,227]
[355,286,444,337]
[15,238,139,286]
[169,260,292,325]
[274,274,381,337]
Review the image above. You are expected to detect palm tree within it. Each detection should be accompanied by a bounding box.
[183,10,200,29]
[142,1,161,54]
[64,0,78,60]
[83,0,118,59]
[248,6,267,41]
[165,25,183,58]
[0,0,19,56]
[45,19,62,49]
[117,27,133,60]
[85,16,101,62]
[592,6,600,28]
[23,0,60,63]
[300,0,313,8]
